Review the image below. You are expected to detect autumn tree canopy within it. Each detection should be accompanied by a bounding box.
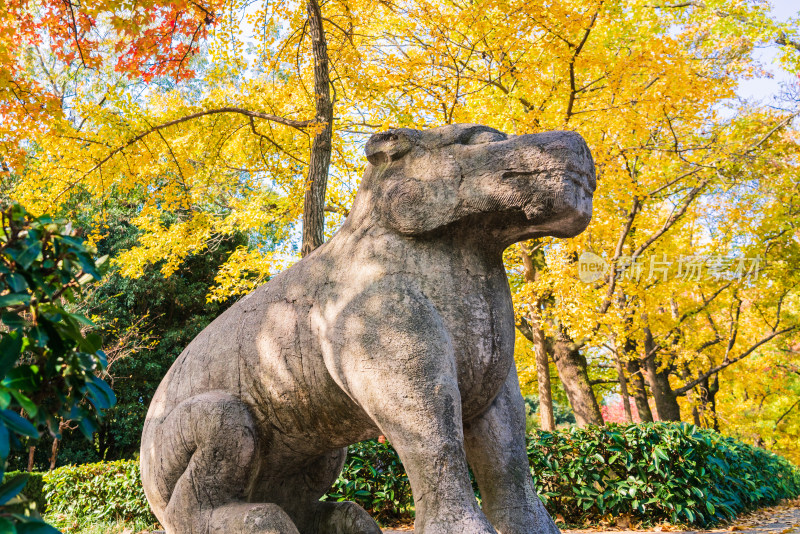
[2,0,799,460]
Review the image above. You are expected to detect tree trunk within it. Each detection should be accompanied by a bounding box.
[50,438,59,471]
[27,445,35,472]
[301,0,334,257]
[682,364,703,426]
[531,318,555,431]
[551,331,604,427]
[614,354,633,423]
[642,327,682,421]
[516,317,556,430]
[708,374,719,432]
[692,375,719,431]
[519,244,555,431]
[625,352,654,422]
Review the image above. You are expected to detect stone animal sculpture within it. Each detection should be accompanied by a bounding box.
[141,123,595,534]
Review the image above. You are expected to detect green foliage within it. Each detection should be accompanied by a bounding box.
[68,216,241,462]
[43,460,157,529]
[14,427,800,529]
[29,442,411,529]
[0,204,113,447]
[528,423,800,526]
[323,440,413,523]
[2,472,45,513]
[11,213,247,471]
[523,395,576,427]
[0,203,114,532]
[47,517,157,534]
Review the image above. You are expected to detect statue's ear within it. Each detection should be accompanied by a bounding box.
[380,177,459,235]
[365,128,420,166]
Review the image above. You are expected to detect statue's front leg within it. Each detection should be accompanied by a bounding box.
[333,288,495,534]
[463,365,561,534]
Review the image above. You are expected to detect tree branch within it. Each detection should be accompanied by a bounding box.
[775,399,800,427]
[63,0,88,68]
[516,316,535,343]
[776,34,800,52]
[674,326,798,395]
[565,0,604,121]
[597,197,639,315]
[631,178,708,259]
[73,107,312,183]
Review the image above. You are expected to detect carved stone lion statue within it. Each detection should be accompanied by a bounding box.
[140,123,595,534]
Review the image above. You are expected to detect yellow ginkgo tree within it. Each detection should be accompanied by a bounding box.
[3,0,800,454]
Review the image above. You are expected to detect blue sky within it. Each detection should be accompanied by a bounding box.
[736,1,798,102]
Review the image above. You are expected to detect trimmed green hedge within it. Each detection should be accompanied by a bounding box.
[6,423,799,528]
[43,460,157,528]
[530,423,800,526]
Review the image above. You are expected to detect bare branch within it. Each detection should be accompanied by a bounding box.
[324,203,350,216]
[516,316,535,343]
[597,197,639,315]
[631,178,708,259]
[63,0,88,68]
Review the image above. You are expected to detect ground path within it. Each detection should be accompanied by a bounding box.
[145,501,800,534]
[382,500,800,534]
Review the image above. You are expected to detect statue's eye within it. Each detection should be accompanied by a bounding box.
[466,130,507,145]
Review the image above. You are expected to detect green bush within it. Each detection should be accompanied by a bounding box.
[528,423,800,526]
[36,443,412,528]
[43,460,157,528]
[323,440,413,523]
[13,424,800,529]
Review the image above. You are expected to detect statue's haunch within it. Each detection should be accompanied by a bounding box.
[140,124,596,534]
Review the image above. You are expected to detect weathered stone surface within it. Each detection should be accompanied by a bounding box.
[140,124,596,534]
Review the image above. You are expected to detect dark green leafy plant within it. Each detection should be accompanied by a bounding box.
[0,203,115,532]
[528,423,800,526]
[15,211,259,470]
[323,439,413,524]
[8,425,800,529]
[31,443,409,529]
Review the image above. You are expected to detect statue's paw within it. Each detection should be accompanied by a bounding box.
[497,516,561,534]
[207,502,301,534]
[421,515,497,534]
[490,518,561,534]
[316,501,381,534]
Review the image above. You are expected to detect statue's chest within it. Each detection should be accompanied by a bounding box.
[430,269,516,418]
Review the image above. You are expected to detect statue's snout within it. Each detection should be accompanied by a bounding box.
[508,130,596,237]
[514,130,596,192]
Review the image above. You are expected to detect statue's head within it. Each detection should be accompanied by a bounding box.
[354,123,595,247]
